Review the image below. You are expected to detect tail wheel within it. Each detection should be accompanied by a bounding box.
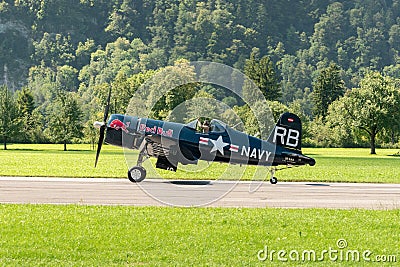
[270,177,278,184]
[128,166,146,183]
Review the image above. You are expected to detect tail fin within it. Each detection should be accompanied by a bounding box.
[268,112,302,151]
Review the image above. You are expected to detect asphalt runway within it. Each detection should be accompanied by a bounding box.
[0,177,399,209]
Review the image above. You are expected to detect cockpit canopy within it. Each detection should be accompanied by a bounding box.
[185,119,227,133]
[209,119,226,132]
[185,119,199,130]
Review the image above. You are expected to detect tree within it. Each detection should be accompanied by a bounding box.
[46,92,83,151]
[334,72,398,154]
[32,32,75,67]
[78,37,149,96]
[55,65,79,92]
[312,63,345,118]
[233,104,258,136]
[244,51,281,101]
[0,85,20,149]
[309,2,346,62]
[145,59,198,119]
[279,55,314,104]
[16,87,45,143]
[75,39,99,69]
[385,83,400,145]
[17,87,35,115]
[184,90,221,123]
[16,87,35,142]
[111,70,156,114]
[83,115,99,151]
[105,0,150,40]
[233,101,287,138]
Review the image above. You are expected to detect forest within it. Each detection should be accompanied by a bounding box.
[0,0,399,152]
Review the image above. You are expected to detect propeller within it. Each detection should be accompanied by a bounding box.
[94,87,112,167]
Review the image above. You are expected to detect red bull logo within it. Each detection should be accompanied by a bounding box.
[139,123,173,137]
[109,119,130,133]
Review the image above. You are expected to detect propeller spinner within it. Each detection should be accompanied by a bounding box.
[94,87,112,167]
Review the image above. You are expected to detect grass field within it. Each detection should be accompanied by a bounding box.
[0,144,399,183]
[1,146,399,266]
[0,205,398,266]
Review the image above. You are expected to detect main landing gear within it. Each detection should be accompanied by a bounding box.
[269,167,278,184]
[128,144,148,183]
[128,166,146,183]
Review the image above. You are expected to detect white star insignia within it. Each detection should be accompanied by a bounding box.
[210,136,229,155]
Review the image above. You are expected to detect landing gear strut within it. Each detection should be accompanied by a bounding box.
[269,167,278,184]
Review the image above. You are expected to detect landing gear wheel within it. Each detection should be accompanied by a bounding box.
[128,166,146,183]
[270,177,278,184]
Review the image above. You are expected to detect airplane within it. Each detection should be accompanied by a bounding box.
[94,91,315,184]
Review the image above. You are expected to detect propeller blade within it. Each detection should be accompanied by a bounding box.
[95,87,112,167]
[103,87,112,123]
[95,125,105,167]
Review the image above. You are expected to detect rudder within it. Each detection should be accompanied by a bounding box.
[267,112,302,151]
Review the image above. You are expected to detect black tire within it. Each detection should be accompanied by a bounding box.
[270,177,278,184]
[128,166,146,183]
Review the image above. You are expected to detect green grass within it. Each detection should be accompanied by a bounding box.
[0,144,399,183]
[0,144,127,178]
[0,205,398,266]
[279,148,400,183]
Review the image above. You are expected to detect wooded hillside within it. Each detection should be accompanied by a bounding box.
[0,0,399,150]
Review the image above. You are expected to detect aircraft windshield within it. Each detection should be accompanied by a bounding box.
[185,119,199,130]
[210,119,227,133]
[185,118,228,133]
